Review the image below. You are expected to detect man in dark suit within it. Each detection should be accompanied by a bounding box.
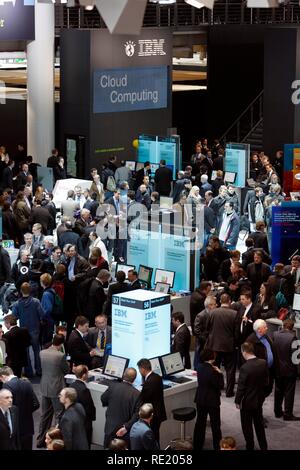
[171,312,191,369]
[246,319,275,399]
[249,221,270,254]
[0,245,12,287]
[237,291,261,343]
[58,222,83,255]
[102,367,140,448]
[72,365,96,448]
[190,281,212,334]
[3,314,31,378]
[206,294,240,397]
[241,238,271,270]
[193,349,224,450]
[85,314,112,368]
[246,251,271,298]
[59,387,89,450]
[67,316,97,368]
[135,162,151,190]
[130,403,159,451]
[127,270,142,290]
[273,319,300,421]
[77,270,109,324]
[235,342,268,450]
[135,358,166,445]
[0,366,39,450]
[1,160,14,189]
[154,159,173,196]
[104,271,131,319]
[0,388,20,450]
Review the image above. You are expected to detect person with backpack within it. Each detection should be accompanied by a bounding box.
[40,273,63,346]
[101,163,116,198]
[12,282,46,377]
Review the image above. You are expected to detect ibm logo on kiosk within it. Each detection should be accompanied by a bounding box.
[124,39,166,57]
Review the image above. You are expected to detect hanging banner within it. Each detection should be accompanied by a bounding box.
[0,0,35,41]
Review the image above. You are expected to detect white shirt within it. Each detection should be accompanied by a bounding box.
[145,371,152,382]
[76,329,84,338]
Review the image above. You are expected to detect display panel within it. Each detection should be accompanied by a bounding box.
[161,352,184,376]
[116,263,136,278]
[154,269,175,288]
[224,172,236,184]
[103,354,129,379]
[155,282,170,294]
[149,357,163,377]
[138,265,153,285]
[125,161,136,171]
[160,196,173,210]
[225,142,249,188]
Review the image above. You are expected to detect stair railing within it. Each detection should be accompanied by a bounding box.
[219,90,264,146]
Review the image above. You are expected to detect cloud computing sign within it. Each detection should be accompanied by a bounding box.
[93,66,168,114]
[0,0,35,40]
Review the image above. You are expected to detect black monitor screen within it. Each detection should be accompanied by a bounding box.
[138,265,153,285]
[160,352,185,376]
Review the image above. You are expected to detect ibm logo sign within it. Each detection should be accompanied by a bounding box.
[124,39,166,58]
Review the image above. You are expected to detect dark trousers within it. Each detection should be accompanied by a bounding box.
[215,351,236,396]
[151,418,161,447]
[274,376,297,417]
[86,421,93,449]
[193,406,221,450]
[240,407,268,450]
[36,396,64,446]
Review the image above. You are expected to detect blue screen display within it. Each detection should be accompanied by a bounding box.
[93,66,168,114]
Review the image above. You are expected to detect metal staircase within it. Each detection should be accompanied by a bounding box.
[219,90,263,151]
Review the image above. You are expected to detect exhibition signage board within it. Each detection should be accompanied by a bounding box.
[93,66,168,114]
[283,144,300,194]
[138,134,179,179]
[37,167,54,193]
[225,142,249,188]
[112,290,171,376]
[271,203,300,265]
[0,0,34,41]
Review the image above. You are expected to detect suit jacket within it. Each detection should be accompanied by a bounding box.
[206,307,240,352]
[236,303,261,343]
[29,206,54,235]
[4,326,31,370]
[101,381,140,437]
[2,166,13,189]
[58,230,83,255]
[154,166,173,196]
[273,329,298,378]
[172,324,191,369]
[130,279,142,291]
[246,262,271,296]
[86,326,112,349]
[78,278,107,319]
[195,362,224,408]
[59,402,89,450]
[40,346,70,397]
[235,357,269,410]
[138,372,166,426]
[135,168,151,189]
[130,419,159,451]
[204,205,216,233]
[0,405,20,450]
[3,377,39,437]
[71,380,96,423]
[249,231,270,254]
[68,329,92,368]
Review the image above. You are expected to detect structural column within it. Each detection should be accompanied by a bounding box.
[27,1,55,166]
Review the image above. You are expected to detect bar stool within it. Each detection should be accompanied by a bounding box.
[172,407,196,440]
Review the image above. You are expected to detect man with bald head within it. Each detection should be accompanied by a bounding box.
[101,367,140,448]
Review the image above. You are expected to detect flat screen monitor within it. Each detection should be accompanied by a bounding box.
[116,263,136,278]
[211,170,217,181]
[155,282,170,294]
[160,196,173,210]
[224,172,236,184]
[125,161,136,171]
[293,293,300,311]
[135,162,144,172]
[160,352,185,377]
[102,354,129,380]
[149,357,163,377]
[154,269,175,288]
[138,265,153,285]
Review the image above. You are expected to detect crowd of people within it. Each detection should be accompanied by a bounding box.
[0,139,299,451]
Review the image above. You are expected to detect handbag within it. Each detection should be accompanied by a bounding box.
[276,279,289,309]
[278,307,290,321]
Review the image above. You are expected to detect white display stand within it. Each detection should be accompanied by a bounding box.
[52,178,92,209]
[112,290,171,373]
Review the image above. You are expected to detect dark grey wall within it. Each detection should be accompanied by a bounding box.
[60,28,172,178]
[263,28,298,156]
[0,99,26,155]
